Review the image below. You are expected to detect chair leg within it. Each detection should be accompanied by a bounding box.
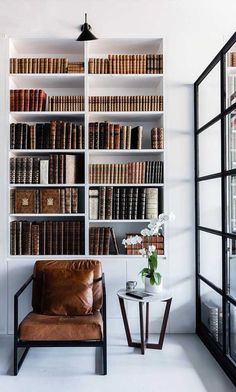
[102,342,107,375]
[14,345,30,376]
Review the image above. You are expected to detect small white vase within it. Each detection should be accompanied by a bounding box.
[144,276,163,294]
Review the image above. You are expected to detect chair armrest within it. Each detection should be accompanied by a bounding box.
[14,275,34,341]
[101,273,106,318]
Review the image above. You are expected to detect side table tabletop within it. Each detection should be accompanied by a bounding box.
[117,288,172,354]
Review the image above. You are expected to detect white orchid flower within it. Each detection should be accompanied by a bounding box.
[139,248,146,257]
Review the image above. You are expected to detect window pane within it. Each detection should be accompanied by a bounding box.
[229,303,236,363]
[198,121,221,177]
[226,111,236,170]
[226,43,236,108]
[199,231,222,288]
[227,175,236,234]
[198,62,221,128]
[227,238,236,299]
[200,280,223,346]
[199,178,221,231]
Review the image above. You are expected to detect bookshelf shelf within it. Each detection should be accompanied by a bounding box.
[10,213,85,217]
[88,149,164,156]
[89,183,164,187]
[8,37,165,258]
[10,184,85,188]
[10,111,85,122]
[10,73,85,88]
[10,149,85,155]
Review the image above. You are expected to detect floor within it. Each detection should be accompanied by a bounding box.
[0,334,234,392]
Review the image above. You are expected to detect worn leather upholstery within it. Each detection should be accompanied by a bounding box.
[41,269,94,316]
[32,260,103,313]
[19,311,103,341]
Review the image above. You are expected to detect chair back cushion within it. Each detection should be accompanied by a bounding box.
[41,269,94,316]
[32,260,103,313]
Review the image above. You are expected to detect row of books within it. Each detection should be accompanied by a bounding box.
[88,54,163,74]
[125,233,164,255]
[89,187,159,220]
[10,58,84,73]
[10,155,84,184]
[10,122,84,150]
[89,161,163,184]
[10,188,80,214]
[88,96,163,112]
[10,220,84,255]
[47,96,84,111]
[229,52,236,67]
[89,227,118,255]
[10,89,47,112]
[89,122,142,150]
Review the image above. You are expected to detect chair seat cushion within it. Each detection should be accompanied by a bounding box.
[19,311,103,341]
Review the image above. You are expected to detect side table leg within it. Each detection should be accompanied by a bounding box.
[145,302,149,342]
[118,297,132,346]
[139,302,145,355]
[146,298,172,350]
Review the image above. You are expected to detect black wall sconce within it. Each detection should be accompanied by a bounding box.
[76,13,97,41]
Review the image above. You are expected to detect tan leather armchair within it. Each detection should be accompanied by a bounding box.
[14,260,107,375]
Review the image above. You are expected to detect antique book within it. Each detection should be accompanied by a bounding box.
[89,189,99,220]
[40,189,60,214]
[15,189,37,213]
[40,160,49,184]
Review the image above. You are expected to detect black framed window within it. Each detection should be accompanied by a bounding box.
[195,32,236,386]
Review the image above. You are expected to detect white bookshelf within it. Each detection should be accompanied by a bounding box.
[8,37,165,259]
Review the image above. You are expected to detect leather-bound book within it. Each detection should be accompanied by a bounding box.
[52,221,58,255]
[10,158,16,184]
[38,89,44,111]
[119,187,126,219]
[15,123,23,149]
[10,90,14,111]
[46,221,53,255]
[65,187,72,213]
[110,227,119,255]
[103,227,111,255]
[146,188,158,219]
[29,125,36,149]
[49,121,56,149]
[10,123,15,149]
[10,221,17,255]
[24,90,30,111]
[89,227,95,255]
[127,187,134,219]
[40,189,60,213]
[53,154,59,184]
[89,189,99,219]
[98,227,105,255]
[31,224,40,255]
[15,189,36,213]
[113,187,120,219]
[71,188,78,213]
[89,122,94,149]
[126,126,132,149]
[48,155,54,184]
[114,124,120,149]
[22,123,29,149]
[55,121,61,149]
[22,221,32,255]
[120,126,126,149]
[98,186,106,220]
[18,89,24,111]
[66,122,72,149]
[63,221,69,255]
[105,187,113,219]
[40,160,49,184]
[99,122,105,149]
[16,221,22,255]
[71,123,77,149]
[58,154,64,184]
[57,221,64,255]
[138,188,146,219]
[132,187,139,219]
[26,157,33,184]
[131,126,143,149]
[93,227,100,255]
[94,122,99,149]
[29,89,35,111]
[34,90,39,111]
[60,122,66,149]
[104,121,110,149]
[21,157,27,184]
[32,157,40,184]
[15,157,22,184]
[60,188,65,213]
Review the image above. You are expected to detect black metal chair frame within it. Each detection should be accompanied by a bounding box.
[14,273,107,376]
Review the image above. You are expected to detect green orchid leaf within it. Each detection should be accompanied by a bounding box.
[154,272,162,285]
[150,275,156,285]
[148,252,158,271]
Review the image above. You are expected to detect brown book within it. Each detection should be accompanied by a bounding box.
[31,224,40,255]
[46,221,53,255]
[103,227,111,255]
[65,155,77,184]
[10,221,17,255]
[71,188,78,213]
[110,227,119,255]
[65,187,72,213]
[89,227,95,254]
[40,189,60,213]
[57,221,64,254]
[22,221,32,255]
[52,221,58,255]
[58,154,64,184]
[93,227,100,255]
[15,189,37,213]
[114,124,120,149]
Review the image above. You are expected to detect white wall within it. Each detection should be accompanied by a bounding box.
[0,0,235,334]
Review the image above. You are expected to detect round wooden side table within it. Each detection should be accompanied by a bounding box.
[117,288,172,354]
